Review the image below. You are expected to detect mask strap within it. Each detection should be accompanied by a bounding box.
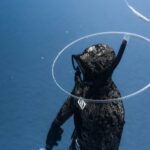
[72,55,83,83]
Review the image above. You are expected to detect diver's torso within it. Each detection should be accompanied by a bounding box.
[72,80,125,150]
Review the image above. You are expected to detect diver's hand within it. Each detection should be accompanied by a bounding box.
[46,122,64,149]
[45,144,56,150]
[44,145,52,150]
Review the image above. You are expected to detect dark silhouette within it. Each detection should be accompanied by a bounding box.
[45,39,127,150]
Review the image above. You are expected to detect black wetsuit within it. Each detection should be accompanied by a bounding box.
[46,40,127,150]
[50,79,125,150]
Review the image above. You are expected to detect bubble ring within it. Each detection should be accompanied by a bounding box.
[52,31,150,103]
[125,0,150,23]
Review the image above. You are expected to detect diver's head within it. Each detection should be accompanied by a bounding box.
[72,44,116,81]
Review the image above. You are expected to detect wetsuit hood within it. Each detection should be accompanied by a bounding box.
[72,44,116,81]
[72,39,127,83]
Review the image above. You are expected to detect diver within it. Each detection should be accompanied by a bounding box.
[44,37,128,150]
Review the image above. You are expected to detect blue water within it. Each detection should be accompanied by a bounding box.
[0,0,150,150]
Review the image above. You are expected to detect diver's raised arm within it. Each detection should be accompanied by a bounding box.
[52,96,74,126]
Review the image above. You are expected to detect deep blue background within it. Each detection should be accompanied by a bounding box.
[0,0,150,150]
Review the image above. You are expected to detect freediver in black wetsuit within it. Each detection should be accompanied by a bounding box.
[45,38,128,150]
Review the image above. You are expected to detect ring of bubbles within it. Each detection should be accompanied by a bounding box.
[52,31,150,103]
[125,0,150,23]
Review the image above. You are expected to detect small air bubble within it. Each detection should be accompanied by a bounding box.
[41,56,45,60]
[65,30,69,34]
